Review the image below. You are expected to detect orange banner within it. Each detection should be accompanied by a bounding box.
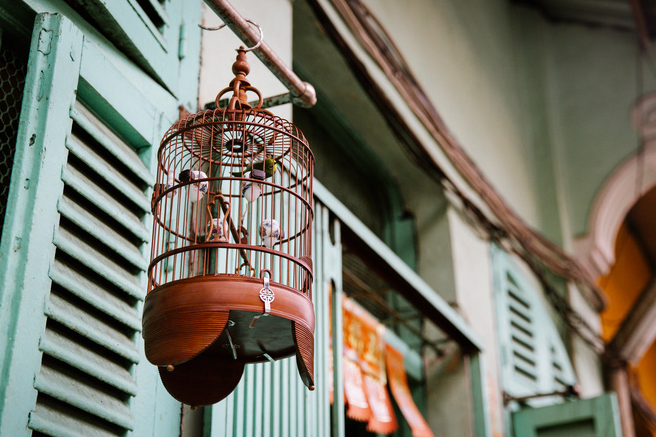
[342,297,373,421]
[344,298,397,434]
[386,344,434,437]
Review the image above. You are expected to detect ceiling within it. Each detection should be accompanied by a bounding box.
[517,0,635,29]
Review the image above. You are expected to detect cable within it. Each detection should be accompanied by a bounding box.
[308,0,608,352]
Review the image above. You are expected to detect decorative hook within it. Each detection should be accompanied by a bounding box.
[198,19,264,52]
[198,23,227,31]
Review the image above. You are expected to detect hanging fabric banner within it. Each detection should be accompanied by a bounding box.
[386,344,434,437]
[342,297,372,421]
[344,298,398,434]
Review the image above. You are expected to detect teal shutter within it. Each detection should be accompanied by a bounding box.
[205,201,338,437]
[491,247,621,436]
[67,0,198,96]
[512,393,621,437]
[491,245,577,401]
[0,13,183,437]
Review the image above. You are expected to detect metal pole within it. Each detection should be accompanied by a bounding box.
[203,0,317,108]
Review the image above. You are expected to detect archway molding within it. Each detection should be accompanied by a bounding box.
[574,93,656,278]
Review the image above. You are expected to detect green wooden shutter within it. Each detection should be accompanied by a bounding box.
[512,393,621,437]
[205,201,337,437]
[0,13,183,437]
[491,245,577,401]
[64,0,200,97]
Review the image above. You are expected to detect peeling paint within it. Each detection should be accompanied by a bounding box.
[37,29,52,55]
[13,237,21,252]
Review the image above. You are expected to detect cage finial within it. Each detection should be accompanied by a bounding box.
[215,48,264,111]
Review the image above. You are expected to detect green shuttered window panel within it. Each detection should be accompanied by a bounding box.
[63,0,192,94]
[491,245,577,401]
[512,393,622,437]
[0,13,183,437]
[32,100,151,436]
[492,246,623,436]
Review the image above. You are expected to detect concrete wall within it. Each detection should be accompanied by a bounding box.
[544,21,655,238]
[362,0,656,249]
[363,0,541,230]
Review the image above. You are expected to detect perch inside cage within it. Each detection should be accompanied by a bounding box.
[143,47,315,406]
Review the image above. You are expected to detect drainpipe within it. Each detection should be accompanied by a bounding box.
[608,364,636,437]
[203,0,317,108]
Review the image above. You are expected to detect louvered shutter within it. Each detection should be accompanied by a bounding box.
[491,245,577,401]
[63,0,199,96]
[0,14,182,437]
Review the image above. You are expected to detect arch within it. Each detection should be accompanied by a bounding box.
[574,93,656,278]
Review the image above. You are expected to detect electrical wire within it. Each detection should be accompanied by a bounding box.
[307,0,607,352]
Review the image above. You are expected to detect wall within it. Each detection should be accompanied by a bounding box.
[447,207,505,437]
[543,21,656,239]
[362,0,541,230]
[199,0,293,121]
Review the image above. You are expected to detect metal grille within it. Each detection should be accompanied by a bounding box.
[0,44,28,241]
[342,248,429,353]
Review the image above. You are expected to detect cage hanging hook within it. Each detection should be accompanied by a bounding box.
[198,19,264,52]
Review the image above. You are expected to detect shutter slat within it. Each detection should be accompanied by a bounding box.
[66,134,150,213]
[62,166,149,242]
[139,0,169,25]
[49,260,141,331]
[510,320,533,342]
[58,196,148,271]
[33,365,134,430]
[513,364,538,382]
[44,292,140,363]
[54,226,144,301]
[70,102,154,186]
[509,312,533,336]
[29,401,122,437]
[39,329,138,396]
[508,301,532,324]
[507,288,530,309]
[513,349,537,368]
[511,334,534,354]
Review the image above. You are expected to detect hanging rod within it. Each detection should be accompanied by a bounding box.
[203,0,317,108]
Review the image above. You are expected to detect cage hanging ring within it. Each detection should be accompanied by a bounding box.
[260,269,272,280]
[198,19,264,52]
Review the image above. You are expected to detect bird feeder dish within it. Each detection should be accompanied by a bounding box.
[143,48,315,406]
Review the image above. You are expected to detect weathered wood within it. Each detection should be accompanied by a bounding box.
[0,14,83,436]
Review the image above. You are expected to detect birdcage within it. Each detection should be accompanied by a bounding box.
[143,48,315,406]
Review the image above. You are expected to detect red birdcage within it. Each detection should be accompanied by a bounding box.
[143,48,315,406]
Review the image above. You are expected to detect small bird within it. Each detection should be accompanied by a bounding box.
[232,158,278,179]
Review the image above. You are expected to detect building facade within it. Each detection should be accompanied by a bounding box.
[1,0,655,436]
